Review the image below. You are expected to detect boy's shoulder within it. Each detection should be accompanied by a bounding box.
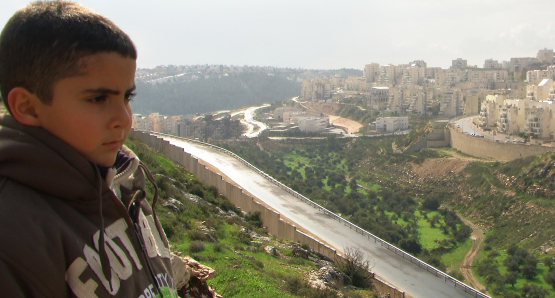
[0,114,101,201]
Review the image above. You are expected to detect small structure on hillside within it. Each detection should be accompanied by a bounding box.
[376,117,409,132]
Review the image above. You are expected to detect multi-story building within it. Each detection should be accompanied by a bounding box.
[526,67,555,84]
[509,57,539,72]
[526,79,555,101]
[537,48,554,64]
[298,117,329,132]
[483,59,501,69]
[364,63,380,83]
[132,114,152,131]
[525,102,554,139]
[301,78,332,101]
[480,94,506,127]
[452,58,468,69]
[370,87,390,110]
[375,117,409,132]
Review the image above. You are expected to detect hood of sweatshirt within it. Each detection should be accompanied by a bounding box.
[0,114,127,205]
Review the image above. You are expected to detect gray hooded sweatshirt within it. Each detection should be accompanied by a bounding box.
[0,114,177,298]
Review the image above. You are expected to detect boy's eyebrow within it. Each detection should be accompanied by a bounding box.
[83,85,136,95]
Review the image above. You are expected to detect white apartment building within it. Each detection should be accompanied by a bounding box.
[526,67,555,84]
[298,117,329,132]
[274,107,303,121]
[452,58,468,69]
[375,117,409,132]
[344,76,369,92]
[526,102,555,139]
[364,63,380,83]
[439,90,464,117]
[481,94,511,128]
[132,114,152,131]
[301,78,332,101]
[400,86,428,114]
[283,110,322,124]
[482,94,555,139]
[510,57,538,72]
[526,79,555,102]
[537,48,554,64]
[378,64,400,85]
[370,87,390,110]
[484,59,501,69]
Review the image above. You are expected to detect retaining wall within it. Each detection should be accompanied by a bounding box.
[131,130,487,298]
[450,126,555,161]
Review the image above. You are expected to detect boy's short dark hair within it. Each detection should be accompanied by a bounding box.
[0,1,137,113]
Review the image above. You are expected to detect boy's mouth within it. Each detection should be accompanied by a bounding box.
[103,139,123,149]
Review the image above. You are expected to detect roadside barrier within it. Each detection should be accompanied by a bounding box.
[142,131,490,298]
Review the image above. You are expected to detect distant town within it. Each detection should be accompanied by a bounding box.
[133,48,555,141]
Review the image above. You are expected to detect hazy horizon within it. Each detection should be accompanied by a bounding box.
[1,0,554,70]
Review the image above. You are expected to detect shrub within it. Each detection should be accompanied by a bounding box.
[189,240,205,253]
[337,247,373,289]
[245,211,263,228]
[213,243,225,253]
[189,230,207,241]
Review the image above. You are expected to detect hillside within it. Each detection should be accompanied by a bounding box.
[125,136,376,298]
[210,135,555,297]
[132,73,300,116]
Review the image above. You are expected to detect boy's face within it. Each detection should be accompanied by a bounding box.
[34,52,136,167]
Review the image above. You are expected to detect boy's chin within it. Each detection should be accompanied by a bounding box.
[90,155,117,167]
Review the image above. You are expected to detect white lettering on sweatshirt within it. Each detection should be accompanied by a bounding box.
[65,211,171,297]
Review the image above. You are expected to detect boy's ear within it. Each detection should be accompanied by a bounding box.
[7,87,42,127]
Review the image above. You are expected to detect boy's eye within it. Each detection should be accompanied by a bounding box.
[88,95,107,104]
[125,92,137,101]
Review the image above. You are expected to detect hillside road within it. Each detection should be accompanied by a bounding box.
[161,135,485,298]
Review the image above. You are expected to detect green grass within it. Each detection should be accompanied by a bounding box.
[416,211,450,250]
[126,136,376,298]
[441,239,472,274]
[474,248,555,297]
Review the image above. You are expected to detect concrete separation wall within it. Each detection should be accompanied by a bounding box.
[449,126,555,161]
[404,128,450,154]
[131,130,488,298]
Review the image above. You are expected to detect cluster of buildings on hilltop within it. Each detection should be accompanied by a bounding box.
[132,113,243,140]
[479,80,555,140]
[301,49,555,119]
[270,107,330,133]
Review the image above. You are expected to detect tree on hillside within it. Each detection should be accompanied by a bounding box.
[503,271,518,287]
[522,264,538,280]
[544,270,555,289]
[544,257,554,271]
[422,198,440,211]
[521,284,549,298]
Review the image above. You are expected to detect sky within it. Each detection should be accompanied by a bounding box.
[1,0,554,70]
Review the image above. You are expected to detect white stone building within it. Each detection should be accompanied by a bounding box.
[375,117,409,132]
[298,117,329,132]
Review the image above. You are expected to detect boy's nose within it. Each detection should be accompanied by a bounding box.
[111,100,131,129]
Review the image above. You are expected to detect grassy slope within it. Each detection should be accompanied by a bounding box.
[213,135,555,297]
[125,135,374,298]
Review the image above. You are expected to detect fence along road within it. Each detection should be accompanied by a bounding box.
[157,134,488,298]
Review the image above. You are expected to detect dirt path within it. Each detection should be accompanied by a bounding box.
[328,115,363,134]
[458,215,488,294]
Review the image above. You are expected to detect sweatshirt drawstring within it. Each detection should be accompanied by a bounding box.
[95,166,115,293]
[139,161,160,226]
[127,161,166,297]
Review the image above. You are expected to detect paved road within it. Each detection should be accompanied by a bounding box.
[161,135,483,298]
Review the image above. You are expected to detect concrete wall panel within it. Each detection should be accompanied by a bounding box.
[450,127,554,160]
[132,132,405,298]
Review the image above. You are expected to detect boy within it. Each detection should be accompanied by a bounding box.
[0,1,178,297]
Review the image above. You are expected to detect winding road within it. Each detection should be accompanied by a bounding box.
[158,135,488,298]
